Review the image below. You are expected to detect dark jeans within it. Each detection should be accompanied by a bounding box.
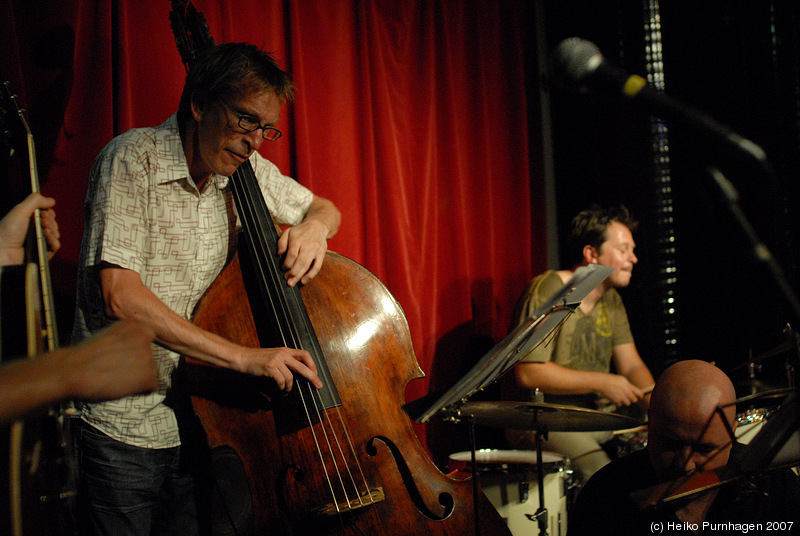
[71,419,199,536]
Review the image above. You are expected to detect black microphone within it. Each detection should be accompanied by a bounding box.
[549,37,769,169]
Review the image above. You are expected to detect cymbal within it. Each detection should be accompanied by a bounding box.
[734,378,784,398]
[442,401,642,432]
[736,387,795,407]
[754,339,796,363]
[730,340,797,372]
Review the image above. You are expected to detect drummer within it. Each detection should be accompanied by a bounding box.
[503,205,655,483]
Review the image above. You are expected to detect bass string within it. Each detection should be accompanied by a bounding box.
[267,226,375,511]
[332,404,375,508]
[296,383,368,513]
[231,169,347,505]
[300,382,376,513]
[231,165,370,511]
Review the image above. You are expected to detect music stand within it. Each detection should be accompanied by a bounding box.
[405,263,613,536]
[631,390,799,513]
[410,263,613,425]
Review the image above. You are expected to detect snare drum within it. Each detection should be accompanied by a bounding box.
[449,450,572,536]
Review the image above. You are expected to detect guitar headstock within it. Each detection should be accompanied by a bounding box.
[1,81,30,157]
[169,0,216,72]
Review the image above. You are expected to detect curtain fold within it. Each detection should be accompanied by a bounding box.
[1,0,544,454]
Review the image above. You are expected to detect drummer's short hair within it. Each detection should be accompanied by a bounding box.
[568,205,638,264]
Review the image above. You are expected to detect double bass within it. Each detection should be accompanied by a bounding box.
[170,2,510,535]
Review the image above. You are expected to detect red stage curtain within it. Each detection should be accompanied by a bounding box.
[1,0,545,454]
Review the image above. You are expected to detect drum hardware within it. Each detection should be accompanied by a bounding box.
[448,449,572,536]
[442,400,641,432]
[405,266,617,536]
[443,397,642,536]
[519,479,529,503]
[444,404,551,536]
[530,415,558,536]
[730,324,799,396]
[734,377,783,399]
[784,324,799,389]
[730,340,796,373]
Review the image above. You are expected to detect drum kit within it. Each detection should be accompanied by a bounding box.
[441,399,642,536]
[405,265,618,536]
[436,337,799,536]
[447,449,571,536]
[439,369,798,536]
[405,265,800,536]
[731,328,798,444]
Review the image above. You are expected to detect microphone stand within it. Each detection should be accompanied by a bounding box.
[705,164,800,477]
[706,166,800,328]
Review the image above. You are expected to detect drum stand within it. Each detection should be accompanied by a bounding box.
[463,416,551,536]
[523,411,551,536]
[463,416,482,536]
[403,266,620,536]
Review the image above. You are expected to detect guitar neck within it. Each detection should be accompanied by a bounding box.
[2,82,59,351]
[25,127,59,351]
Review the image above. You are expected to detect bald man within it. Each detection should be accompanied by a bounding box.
[569,360,800,536]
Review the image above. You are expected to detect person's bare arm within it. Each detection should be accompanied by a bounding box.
[515,360,646,406]
[0,320,157,425]
[101,264,323,391]
[612,341,655,408]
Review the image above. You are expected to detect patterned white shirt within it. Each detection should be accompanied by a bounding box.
[72,114,313,448]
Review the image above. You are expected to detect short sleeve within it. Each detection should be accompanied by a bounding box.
[83,141,152,277]
[250,152,313,226]
[513,271,565,363]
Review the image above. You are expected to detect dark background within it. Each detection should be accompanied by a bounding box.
[540,1,800,390]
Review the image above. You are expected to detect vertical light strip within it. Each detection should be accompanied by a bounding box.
[769,2,799,274]
[643,0,680,363]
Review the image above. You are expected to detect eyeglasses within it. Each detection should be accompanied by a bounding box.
[224,104,282,141]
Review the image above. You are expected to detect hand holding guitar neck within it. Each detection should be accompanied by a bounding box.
[0,192,60,267]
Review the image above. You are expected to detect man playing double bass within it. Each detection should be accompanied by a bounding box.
[71,43,340,535]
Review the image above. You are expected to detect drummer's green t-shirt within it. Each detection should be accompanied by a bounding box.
[513,270,634,373]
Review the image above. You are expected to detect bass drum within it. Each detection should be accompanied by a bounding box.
[448,449,573,536]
